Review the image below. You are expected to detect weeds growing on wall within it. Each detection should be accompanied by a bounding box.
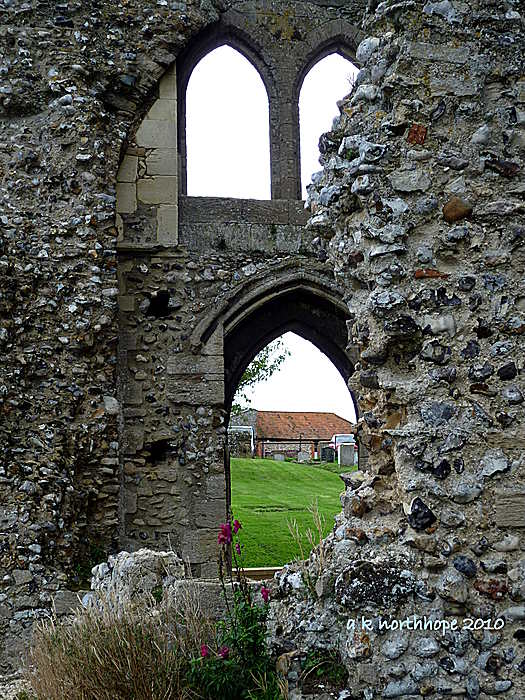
[189,518,283,699]
[26,520,283,700]
[68,540,107,588]
[300,650,348,695]
[288,499,328,599]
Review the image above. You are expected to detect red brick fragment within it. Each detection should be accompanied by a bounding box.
[407,123,427,145]
[474,578,508,600]
[414,269,450,279]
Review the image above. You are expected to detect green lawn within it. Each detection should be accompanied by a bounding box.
[230,457,346,567]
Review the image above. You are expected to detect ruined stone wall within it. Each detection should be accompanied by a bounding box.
[269,1,525,697]
[0,0,224,671]
[115,0,365,578]
[0,0,366,671]
[2,0,524,690]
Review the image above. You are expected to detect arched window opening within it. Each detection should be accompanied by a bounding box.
[227,331,358,568]
[185,45,271,199]
[299,53,358,199]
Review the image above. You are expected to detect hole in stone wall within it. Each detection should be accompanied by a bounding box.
[227,331,358,568]
[146,439,170,465]
[299,53,358,199]
[185,45,271,199]
[145,290,171,318]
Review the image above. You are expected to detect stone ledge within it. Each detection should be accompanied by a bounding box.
[179,195,310,225]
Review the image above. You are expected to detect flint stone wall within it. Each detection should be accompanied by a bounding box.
[267,1,525,698]
[1,0,525,695]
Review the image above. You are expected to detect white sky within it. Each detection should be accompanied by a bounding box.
[242,332,357,422]
[186,46,271,199]
[186,47,358,422]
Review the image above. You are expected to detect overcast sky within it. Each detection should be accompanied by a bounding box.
[186,47,358,422]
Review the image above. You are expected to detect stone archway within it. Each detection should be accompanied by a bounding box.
[219,281,355,412]
[115,1,367,576]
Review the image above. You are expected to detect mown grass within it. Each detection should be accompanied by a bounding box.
[231,457,347,567]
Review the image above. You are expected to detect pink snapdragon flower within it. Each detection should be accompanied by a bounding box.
[233,519,242,534]
[218,522,232,545]
[235,542,241,555]
[218,645,230,659]
[200,644,209,658]
[261,586,270,603]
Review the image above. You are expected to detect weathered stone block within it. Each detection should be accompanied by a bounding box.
[137,176,178,205]
[91,549,185,601]
[118,295,135,312]
[495,491,525,527]
[167,355,223,375]
[116,182,137,213]
[120,329,138,351]
[202,326,223,357]
[146,148,178,176]
[409,42,469,65]
[169,580,230,618]
[181,529,218,566]
[54,590,83,616]
[117,154,138,183]
[159,68,176,99]
[206,475,226,500]
[123,488,137,515]
[146,98,176,121]
[122,424,144,454]
[157,204,178,244]
[193,498,226,528]
[135,120,177,149]
[168,377,224,404]
[123,381,143,406]
[12,570,33,586]
[430,77,478,97]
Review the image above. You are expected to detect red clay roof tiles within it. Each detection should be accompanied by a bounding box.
[255,410,354,440]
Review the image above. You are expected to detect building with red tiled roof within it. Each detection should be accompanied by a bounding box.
[230,409,356,459]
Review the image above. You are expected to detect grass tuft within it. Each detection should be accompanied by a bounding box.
[26,584,214,700]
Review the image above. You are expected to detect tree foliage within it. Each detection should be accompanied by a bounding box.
[231,338,290,414]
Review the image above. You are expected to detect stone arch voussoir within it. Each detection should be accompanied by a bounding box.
[294,19,365,99]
